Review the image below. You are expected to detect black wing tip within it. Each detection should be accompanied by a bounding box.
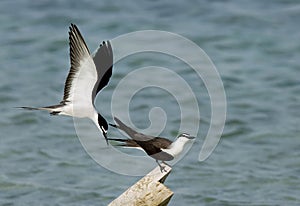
[69,23,77,30]
[68,24,82,41]
[100,40,111,47]
[69,24,111,50]
[68,22,90,57]
[69,23,77,35]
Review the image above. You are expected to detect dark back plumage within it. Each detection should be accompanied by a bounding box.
[110,117,174,161]
[135,138,174,161]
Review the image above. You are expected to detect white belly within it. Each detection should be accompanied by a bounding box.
[59,102,95,118]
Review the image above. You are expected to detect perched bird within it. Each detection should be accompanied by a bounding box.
[109,117,195,171]
[18,24,113,144]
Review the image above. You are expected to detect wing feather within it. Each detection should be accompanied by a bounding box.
[136,139,174,161]
[92,41,113,102]
[63,24,91,103]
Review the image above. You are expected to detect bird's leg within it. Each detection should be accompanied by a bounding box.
[162,161,171,167]
[50,111,60,116]
[156,160,167,173]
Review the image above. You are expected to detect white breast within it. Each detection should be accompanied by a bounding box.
[161,142,184,158]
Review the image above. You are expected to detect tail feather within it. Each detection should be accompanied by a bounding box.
[107,138,128,142]
[113,117,138,138]
[16,106,53,111]
[16,106,40,110]
[114,117,128,129]
[16,104,63,115]
[108,138,140,147]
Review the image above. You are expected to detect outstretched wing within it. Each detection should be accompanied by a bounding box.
[62,24,96,106]
[91,41,113,103]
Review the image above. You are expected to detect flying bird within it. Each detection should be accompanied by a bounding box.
[18,24,113,144]
[109,117,195,171]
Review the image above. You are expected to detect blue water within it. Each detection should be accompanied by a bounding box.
[1,0,300,205]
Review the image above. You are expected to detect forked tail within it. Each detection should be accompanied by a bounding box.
[16,104,63,115]
[107,138,140,148]
[16,106,41,110]
[109,117,139,138]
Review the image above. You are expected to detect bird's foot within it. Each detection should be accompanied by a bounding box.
[50,111,60,116]
[159,165,167,173]
[162,161,171,167]
[156,160,167,173]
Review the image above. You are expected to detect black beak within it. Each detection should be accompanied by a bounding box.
[187,136,196,140]
[109,123,118,128]
[103,131,109,145]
